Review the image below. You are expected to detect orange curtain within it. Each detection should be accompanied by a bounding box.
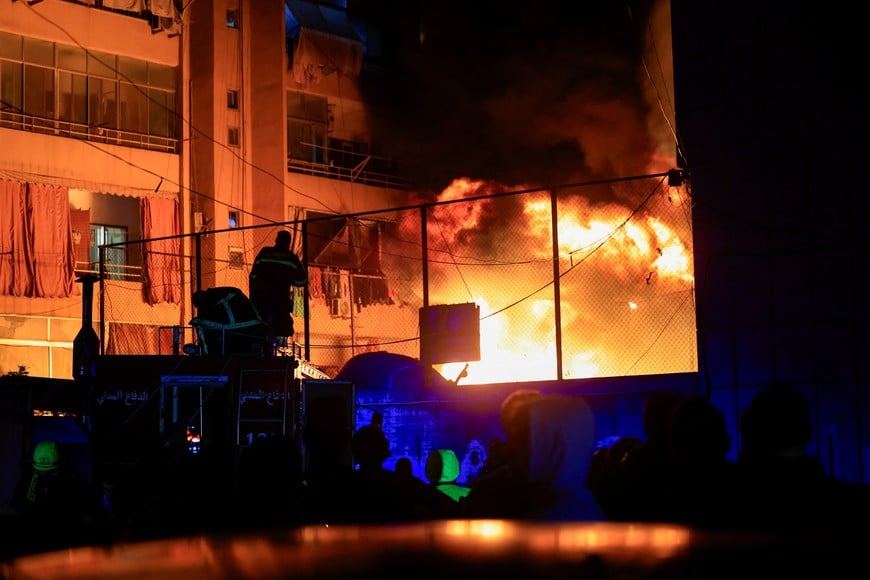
[106,322,174,355]
[0,180,74,298]
[30,182,76,298]
[141,197,181,304]
[0,179,32,296]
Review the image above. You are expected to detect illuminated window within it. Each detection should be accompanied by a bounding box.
[227,10,239,29]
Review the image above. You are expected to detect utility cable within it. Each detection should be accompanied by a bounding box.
[21,1,340,219]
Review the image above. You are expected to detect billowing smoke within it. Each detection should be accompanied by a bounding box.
[355,0,670,194]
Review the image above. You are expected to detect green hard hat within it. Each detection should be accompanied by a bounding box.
[32,440,61,472]
[425,449,461,485]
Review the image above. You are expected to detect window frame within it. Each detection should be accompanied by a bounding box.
[287,90,328,164]
[0,31,178,145]
[90,223,129,281]
[228,126,240,147]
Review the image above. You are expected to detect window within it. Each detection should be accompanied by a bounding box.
[1,60,23,113]
[88,76,117,129]
[226,10,239,29]
[148,87,175,138]
[228,126,240,147]
[58,70,87,124]
[287,91,328,164]
[90,224,128,281]
[119,81,147,133]
[23,64,53,121]
[0,31,23,60]
[287,91,328,121]
[148,62,176,90]
[227,89,238,109]
[228,211,239,228]
[118,56,147,84]
[87,50,116,80]
[306,213,383,273]
[0,33,178,146]
[305,212,391,312]
[56,44,86,74]
[57,44,87,125]
[23,37,53,67]
[118,62,148,134]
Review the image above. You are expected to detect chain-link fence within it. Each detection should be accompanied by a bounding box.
[99,173,696,383]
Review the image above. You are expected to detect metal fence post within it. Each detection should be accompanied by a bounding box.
[551,188,563,380]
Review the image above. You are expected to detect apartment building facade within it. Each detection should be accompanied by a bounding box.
[0,0,413,379]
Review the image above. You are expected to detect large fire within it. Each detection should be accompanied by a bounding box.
[421,176,695,385]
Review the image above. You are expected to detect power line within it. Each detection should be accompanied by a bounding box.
[19,1,340,220]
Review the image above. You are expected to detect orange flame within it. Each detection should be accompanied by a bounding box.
[428,179,694,384]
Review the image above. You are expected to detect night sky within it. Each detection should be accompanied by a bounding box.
[349,0,665,194]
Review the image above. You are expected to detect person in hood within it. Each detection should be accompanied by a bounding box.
[525,395,605,521]
[462,391,604,522]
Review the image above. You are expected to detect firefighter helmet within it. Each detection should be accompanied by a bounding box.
[32,439,61,472]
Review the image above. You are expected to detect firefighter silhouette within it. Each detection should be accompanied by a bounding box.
[249,230,307,344]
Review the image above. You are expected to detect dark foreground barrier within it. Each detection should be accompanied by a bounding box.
[0,520,859,580]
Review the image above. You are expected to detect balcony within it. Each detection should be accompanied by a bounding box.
[0,110,179,154]
[288,138,408,189]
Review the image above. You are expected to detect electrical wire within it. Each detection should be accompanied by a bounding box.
[629,0,690,169]
[19,1,340,220]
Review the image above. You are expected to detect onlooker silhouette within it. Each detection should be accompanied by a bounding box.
[585,445,610,501]
[462,389,543,518]
[615,389,685,521]
[10,439,105,553]
[350,425,456,522]
[457,439,487,487]
[525,395,605,521]
[662,395,742,529]
[463,392,604,521]
[394,457,415,479]
[736,382,868,535]
[586,435,642,520]
[488,388,544,477]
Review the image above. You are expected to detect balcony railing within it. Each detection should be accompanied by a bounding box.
[289,140,408,189]
[75,261,143,283]
[0,110,179,154]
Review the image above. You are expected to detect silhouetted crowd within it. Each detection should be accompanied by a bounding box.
[3,381,869,561]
